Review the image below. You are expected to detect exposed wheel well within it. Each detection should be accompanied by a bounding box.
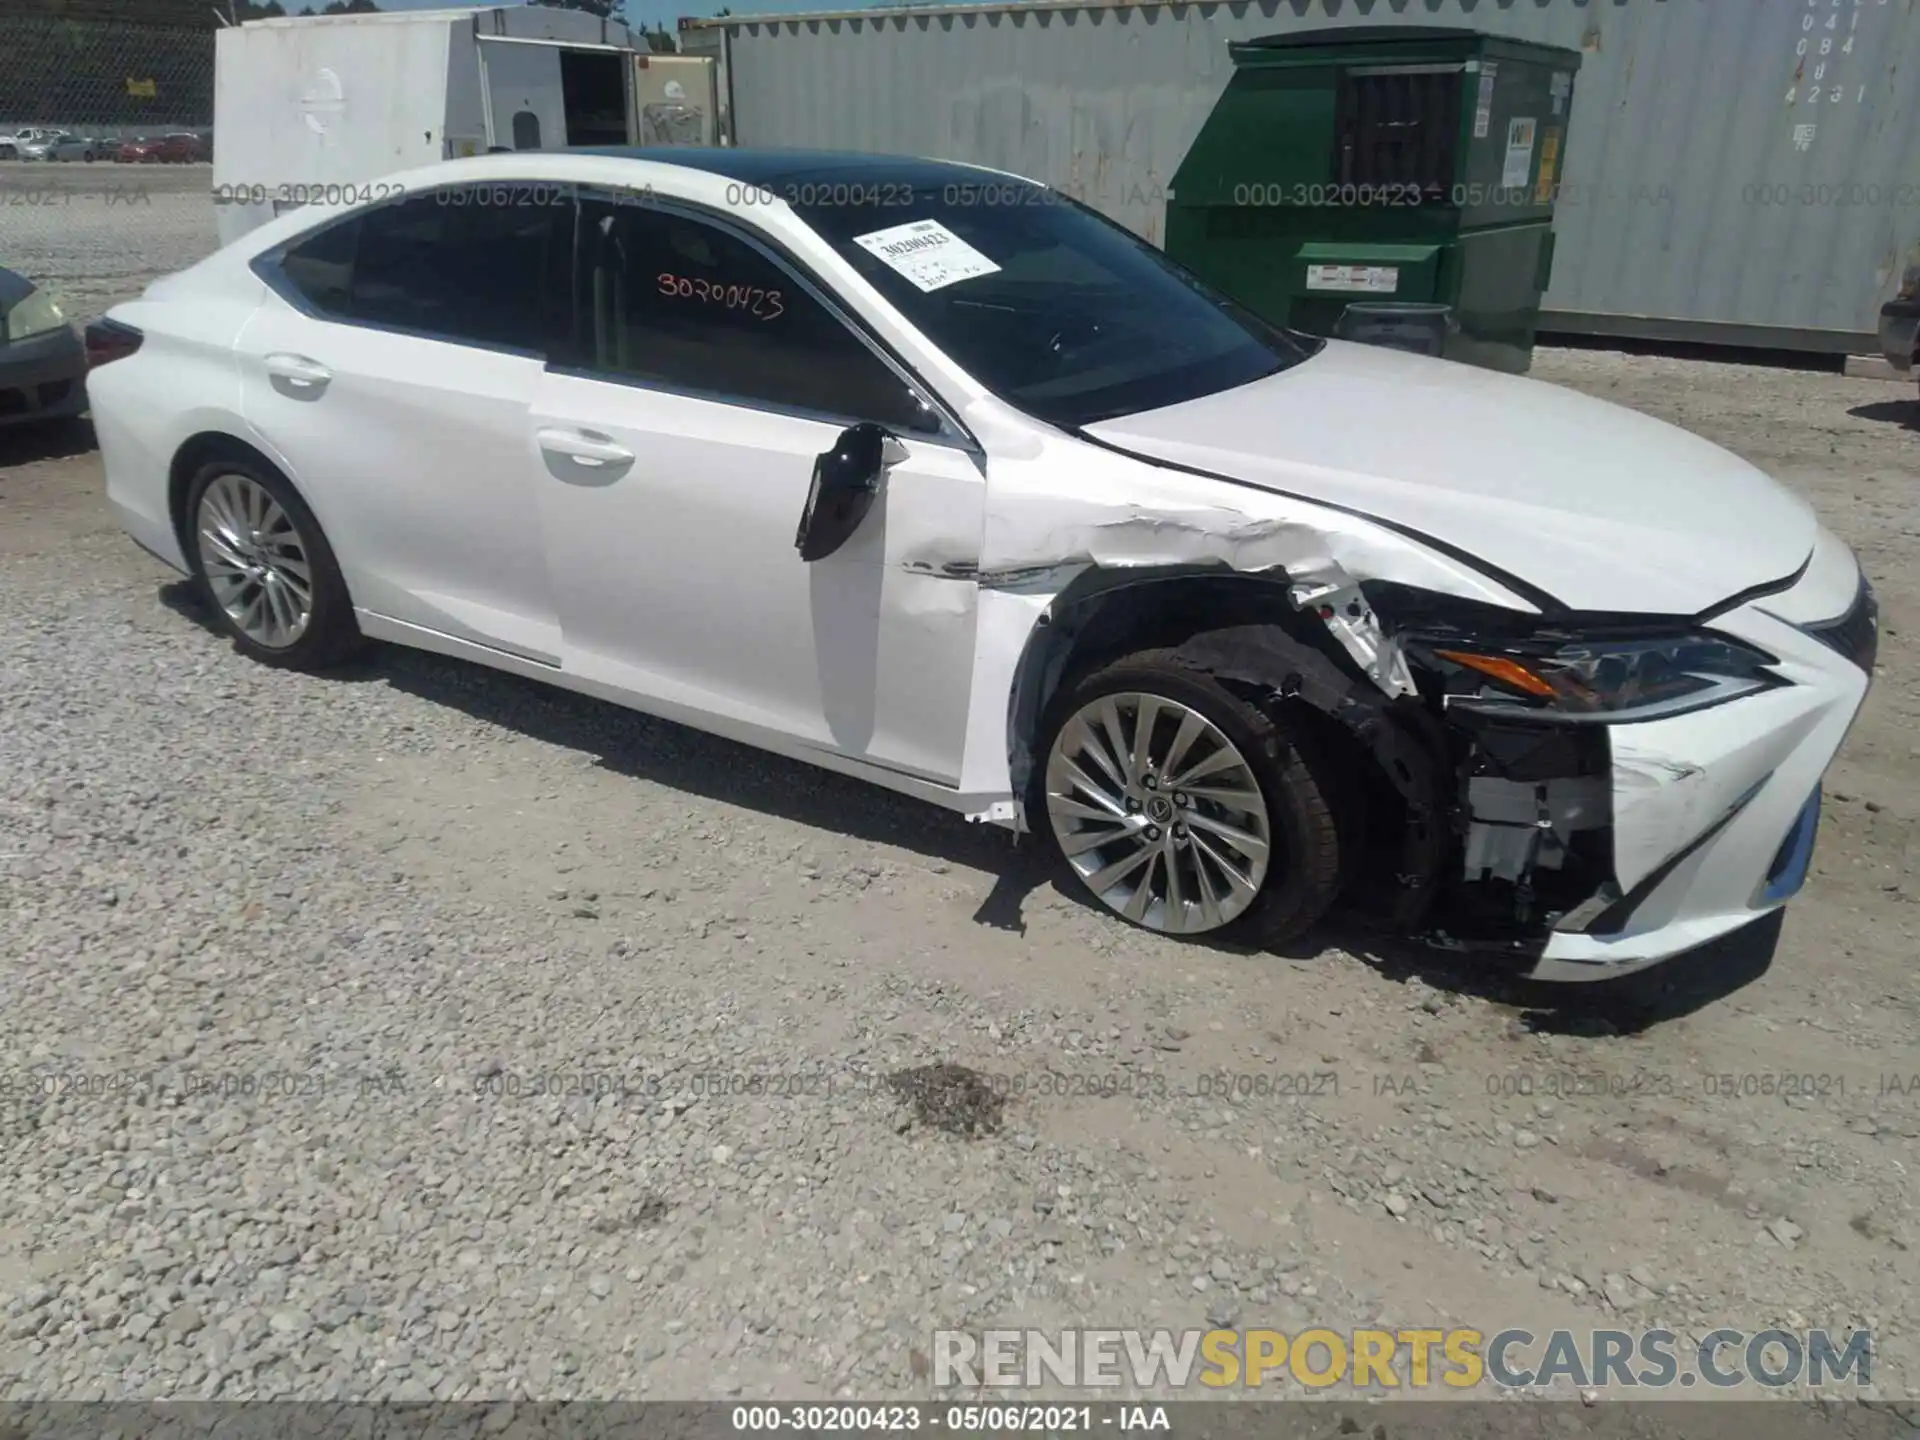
[168,432,289,560]
[1007,569,1381,801]
[1007,567,1460,929]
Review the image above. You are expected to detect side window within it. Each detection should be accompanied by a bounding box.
[572,196,929,431]
[351,188,566,352]
[272,185,568,355]
[512,111,542,151]
[276,215,359,316]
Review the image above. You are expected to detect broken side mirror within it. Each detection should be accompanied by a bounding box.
[794,421,898,562]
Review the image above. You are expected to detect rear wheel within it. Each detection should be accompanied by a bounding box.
[1035,653,1342,945]
[184,458,362,670]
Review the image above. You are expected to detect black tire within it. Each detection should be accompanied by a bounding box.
[183,455,364,671]
[1032,650,1343,947]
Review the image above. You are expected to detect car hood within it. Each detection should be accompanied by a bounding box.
[1082,339,1816,615]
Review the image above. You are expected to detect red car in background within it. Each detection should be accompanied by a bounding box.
[116,132,205,163]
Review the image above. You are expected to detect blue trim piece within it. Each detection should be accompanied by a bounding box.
[1758,788,1821,906]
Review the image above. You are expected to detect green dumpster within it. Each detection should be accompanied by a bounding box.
[1165,26,1581,373]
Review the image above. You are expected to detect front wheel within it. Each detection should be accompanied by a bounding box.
[1035,653,1342,945]
[184,458,363,670]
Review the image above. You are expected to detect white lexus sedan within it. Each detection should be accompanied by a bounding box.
[88,149,1877,981]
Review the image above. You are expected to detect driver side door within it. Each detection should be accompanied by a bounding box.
[531,189,986,786]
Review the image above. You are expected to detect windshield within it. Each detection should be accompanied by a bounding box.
[787,181,1318,430]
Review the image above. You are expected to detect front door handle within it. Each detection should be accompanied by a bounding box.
[264,353,332,389]
[534,427,634,469]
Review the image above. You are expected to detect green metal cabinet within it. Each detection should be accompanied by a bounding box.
[1166,26,1581,373]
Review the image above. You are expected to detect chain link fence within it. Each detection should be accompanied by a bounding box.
[0,15,219,317]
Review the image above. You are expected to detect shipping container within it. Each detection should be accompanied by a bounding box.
[212,6,666,246]
[690,0,1920,355]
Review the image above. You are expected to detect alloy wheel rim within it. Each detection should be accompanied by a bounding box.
[1044,691,1273,934]
[195,473,314,649]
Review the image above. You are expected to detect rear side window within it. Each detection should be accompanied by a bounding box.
[277,216,357,315]
[269,185,570,355]
[568,194,929,431]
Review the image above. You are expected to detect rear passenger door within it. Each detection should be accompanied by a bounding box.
[237,182,571,663]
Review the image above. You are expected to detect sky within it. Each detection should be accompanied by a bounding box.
[374,0,855,32]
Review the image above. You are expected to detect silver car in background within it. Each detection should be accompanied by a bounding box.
[0,126,61,160]
[33,133,107,163]
[14,132,66,161]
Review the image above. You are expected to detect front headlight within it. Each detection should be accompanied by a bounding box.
[1416,631,1781,724]
[4,287,68,343]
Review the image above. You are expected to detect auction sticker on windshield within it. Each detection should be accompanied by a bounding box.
[853,219,1000,292]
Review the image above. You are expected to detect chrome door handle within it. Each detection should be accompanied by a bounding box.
[264,353,332,388]
[534,427,634,468]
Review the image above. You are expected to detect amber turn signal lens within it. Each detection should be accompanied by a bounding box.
[1434,649,1559,699]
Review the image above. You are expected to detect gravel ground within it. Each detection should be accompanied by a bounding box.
[0,161,216,316]
[0,350,1917,1411]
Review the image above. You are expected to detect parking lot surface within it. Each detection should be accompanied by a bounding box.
[0,349,1917,1405]
[1,160,215,317]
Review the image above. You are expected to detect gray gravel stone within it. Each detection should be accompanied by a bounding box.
[5,380,1919,1401]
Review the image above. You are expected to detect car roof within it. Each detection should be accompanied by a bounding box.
[221,148,1041,261]
[567,146,1031,190]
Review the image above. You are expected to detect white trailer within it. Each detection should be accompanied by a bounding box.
[212,5,701,246]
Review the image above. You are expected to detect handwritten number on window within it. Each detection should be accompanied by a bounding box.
[658,271,785,321]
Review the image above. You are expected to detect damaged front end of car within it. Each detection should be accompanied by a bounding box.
[1174,577,1791,961]
[960,427,1842,971]
[1366,582,1787,956]
[1001,558,1790,967]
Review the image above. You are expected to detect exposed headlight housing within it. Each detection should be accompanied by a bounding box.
[4,287,69,343]
[1416,631,1781,724]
